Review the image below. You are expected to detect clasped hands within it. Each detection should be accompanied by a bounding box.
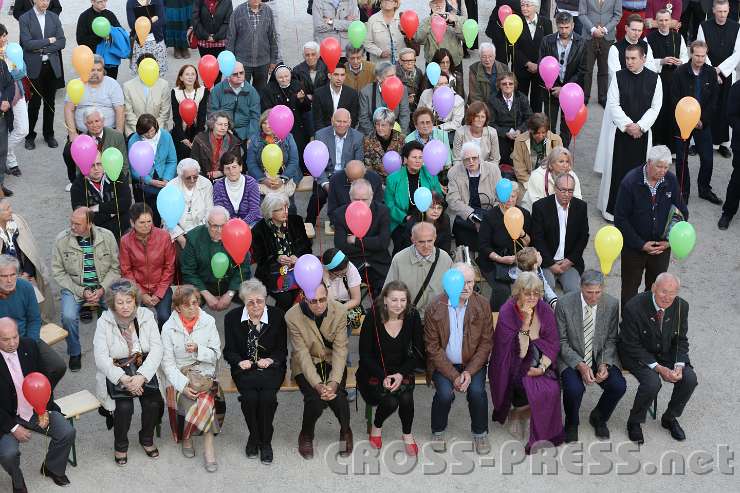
[624,123,644,139]
[549,258,573,275]
[453,370,472,392]
[238,358,273,370]
[314,381,339,401]
[577,362,609,385]
[657,364,683,383]
[119,374,147,396]
[383,373,403,392]
[642,240,669,256]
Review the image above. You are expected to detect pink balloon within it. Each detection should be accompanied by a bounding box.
[498,5,513,25]
[432,86,455,119]
[70,135,97,176]
[267,105,294,140]
[294,254,324,300]
[304,140,329,178]
[345,201,373,239]
[128,141,155,178]
[422,139,447,176]
[559,82,585,121]
[431,15,447,44]
[382,150,402,175]
[539,56,560,90]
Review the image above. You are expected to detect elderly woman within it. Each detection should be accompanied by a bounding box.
[489,272,564,453]
[322,248,363,335]
[510,247,558,308]
[119,203,176,326]
[415,1,467,84]
[478,181,532,311]
[512,113,564,185]
[452,101,501,169]
[396,48,424,114]
[404,107,452,168]
[418,72,465,139]
[520,146,583,211]
[364,0,404,64]
[489,73,533,166]
[223,279,287,465]
[161,285,224,472]
[251,193,313,313]
[93,279,164,465]
[363,108,406,180]
[171,64,210,161]
[447,141,502,250]
[212,152,261,226]
[357,280,424,455]
[162,158,214,248]
[190,111,242,181]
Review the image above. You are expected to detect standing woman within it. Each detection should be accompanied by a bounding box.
[0,25,28,179]
[190,111,242,182]
[127,0,169,75]
[162,158,214,249]
[191,0,232,59]
[76,0,124,79]
[164,0,192,59]
[171,64,209,161]
[365,0,404,64]
[212,152,262,226]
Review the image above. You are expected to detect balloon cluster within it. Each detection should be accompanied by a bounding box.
[498,6,523,44]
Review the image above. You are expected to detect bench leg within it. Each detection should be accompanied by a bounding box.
[66,418,77,467]
[365,404,373,434]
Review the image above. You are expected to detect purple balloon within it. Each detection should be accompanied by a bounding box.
[382,150,402,175]
[303,140,330,178]
[70,135,97,176]
[422,139,447,176]
[432,86,455,119]
[267,105,294,140]
[128,141,155,178]
[294,254,324,299]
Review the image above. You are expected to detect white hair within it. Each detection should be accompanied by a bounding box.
[176,158,201,176]
[207,205,230,223]
[522,0,541,12]
[647,145,672,165]
[479,42,495,55]
[461,141,481,158]
[349,178,373,200]
[260,192,290,219]
[239,279,268,301]
[303,41,320,54]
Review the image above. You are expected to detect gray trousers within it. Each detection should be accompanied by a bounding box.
[0,114,8,185]
[37,339,67,389]
[583,36,613,105]
[543,265,581,294]
[626,364,698,424]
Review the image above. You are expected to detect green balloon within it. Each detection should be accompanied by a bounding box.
[92,17,111,38]
[211,252,230,279]
[348,20,367,49]
[463,19,479,49]
[101,148,123,181]
[668,221,696,259]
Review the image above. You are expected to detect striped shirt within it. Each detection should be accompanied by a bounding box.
[77,236,99,288]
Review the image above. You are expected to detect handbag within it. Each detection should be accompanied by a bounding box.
[258,177,296,197]
[186,27,198,49]
[106,321,160,399]
[494,262,514,283]
[179,363,214,393]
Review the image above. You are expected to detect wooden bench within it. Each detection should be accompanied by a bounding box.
[304,222,316,239]
[296,176,314,193]
[325,221,335,236]
[40,323,67,346]
[55,390,101,467]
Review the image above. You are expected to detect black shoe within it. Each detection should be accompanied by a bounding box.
[40,464,70,487]
[24,139,35,150]
[699,189,723,205]
[589,411,610,439]
[260,444,273,464]
[69,355,81,372]
[7,167,21,176]
[718,145,732,159]
[718,214,733,230]
[245,439,258,458]
[598,100,607,109]
[564,424,579,443]
[80,309,92,321]
[661,417,686,441]
[45,137,59,149]
[2,186,13,197]
[688,145,697,156]
[98,406,114,430]
[627,423,644,445]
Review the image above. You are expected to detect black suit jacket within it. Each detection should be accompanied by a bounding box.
[251,215,313,291]
[514,15,553,74]
[312,85,360,132]
[671,63,719,128]
[333,201,392,274]
[326,169,384,224]
[12,0,62,20]
[538,32,588,87]
[531,194,589,274]
[223,305,288,372]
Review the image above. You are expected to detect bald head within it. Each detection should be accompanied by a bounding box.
[652,272,680,309]
[345,160,366,181]
[0,317,19,353]
[70,207,93,237]
[332,108,351,136]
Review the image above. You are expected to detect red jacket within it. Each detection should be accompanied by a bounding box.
[119,228,176,299]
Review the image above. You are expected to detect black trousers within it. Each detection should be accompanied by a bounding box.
[270,289,299,314]
[295,365,351,437]
[234,367,285,446]
[62,138,78,183]
[357,376,415,434]
[452,216,480,251]
[680,1,706,42]
[305,183,328,225]
[515,70,543,113]
[198,46,224,84]
[723,148,740,217]
[464,0,479,50]
[543,85,572,147]
[104,65,119,80]
[561,365,627,426]
[483,269,512,312]
[245,64,269,94]
[624,363,698,424]
[675,126,714,203]
[27,62,59,141]
[357,261,387,300]
[620,247,671,311]
[113,392,164,453]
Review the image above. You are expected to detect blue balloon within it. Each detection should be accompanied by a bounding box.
[442,268,465,308]
[496,178,513,203]
[5,43,23,69]
[413,187,433,213]
[156,186,185,231]
[217,50,236,77]
[426,62,441,86]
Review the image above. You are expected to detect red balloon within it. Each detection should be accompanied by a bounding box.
[566,105,588,137]
[221,218,252,265]
[198,55,219,89]
[345,201,372,239]
[400,11,419,40]
[320,37,342,73]
[179,99,197,126]
[22,372,51,416]
[381,76,404,111]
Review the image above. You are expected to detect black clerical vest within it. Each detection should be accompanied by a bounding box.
[615,39,649,69]
[647,30,682,75]
[616,68,659,121]
[700,19,740,66]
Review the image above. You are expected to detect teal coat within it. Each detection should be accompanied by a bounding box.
[385,166,443,232]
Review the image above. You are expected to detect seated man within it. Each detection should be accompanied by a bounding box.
[618,273,698,444]
[358,62,410,135]
[326,160,383,224]
[556,270,626,443]
[0,318,76,492]
[424,263,493,455]
[180,206,244,312]
[63,55,124,137]
[286,283,352,460]
[51,207,120,372]
[208,61,261,142]
[312,58,359,132]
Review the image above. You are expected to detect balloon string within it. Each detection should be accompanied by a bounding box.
[360,238,387,377]
[113,184,122,242]
[680,138,688,200]
[238,264,244,283]
[217,278,221,297]
[315,180,323,254]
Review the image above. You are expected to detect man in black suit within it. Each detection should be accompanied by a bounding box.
[532,173,589,294]
[514,0,553,112]
[0,318,75,492]
[11,0,61,20]
[326,160,383,225]
[618,273,698,445]
[312,59,359,132]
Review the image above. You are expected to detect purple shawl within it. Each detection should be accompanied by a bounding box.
[212,175,262,226]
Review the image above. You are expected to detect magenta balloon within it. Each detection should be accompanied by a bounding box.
[559,82,585,121]
[382,150,402,175]
[303,140,330,178]
[294,254,324,299]
[70,135,97,176]
[128,141,155,178]
[267,105,294,140]
[422,139,447,176]
[539,56,560,90]
[431,86,455,119]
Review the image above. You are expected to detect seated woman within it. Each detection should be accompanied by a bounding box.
[425,47,465,99]
[171,64,210,161]
[520,146,582,211]
[93,279,164,466]
[119,203,176,326]
[212,152,261,226]
[512,113,563,186]
[398,191,452,254]
[489,73,533,167]
[223,279,287,465]
[190,110,242,181]
[357,280,424,456]
[251,193,312,313]
[364,108,406,180]
[509,247,558,309]
[162,158,214,248]
[404,107,452,168]
[418,72,466,140]
[452,101,501,169]
[322,248,363,335]
[489,272,565,453]
[161,285,224,472]
[478,181,532,312]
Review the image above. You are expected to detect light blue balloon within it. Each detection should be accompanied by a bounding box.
[5,43,23,68]
[442,268,465,308]
[413,186,433,213]
[496,178,513,203]
[217,50,236,77]
[156,186,185,231]
[426,62,441,86]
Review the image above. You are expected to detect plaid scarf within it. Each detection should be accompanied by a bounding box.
[166,382,226,442]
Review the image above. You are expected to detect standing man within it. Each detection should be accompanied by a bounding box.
[208,63,262,142]
[225,0,279,93]
[719,78,740,229]
[607,14,657,79]
[18,0,66,151]
[681,0,712,43]
[579,0,623,108]
[514,0,552,112]
[312,0,360,48]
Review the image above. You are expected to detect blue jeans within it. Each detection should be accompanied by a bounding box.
[60,289,107,356]
[561,365,626,426]
[431,365,488,436]
[152,288,173,327]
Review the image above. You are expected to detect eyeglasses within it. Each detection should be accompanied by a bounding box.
[308,297,328,305]
[232,71,245,76]
[400,57,415,63]
[208,223,225,230]
[463,156,479,162]
[184,175,199,181]
[555,186,575,194]
[463,280,475,286]
[246,299,266,307]
[500,81,514,86]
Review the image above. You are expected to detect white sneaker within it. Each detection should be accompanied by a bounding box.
[65,183,72,192]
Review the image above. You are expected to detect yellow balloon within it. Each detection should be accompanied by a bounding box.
[66,79,85,105]
[503,14,523,44]
[138,58,159,87]
[594,225,623,275]
[675,96,701,140]
[261,144,283,177]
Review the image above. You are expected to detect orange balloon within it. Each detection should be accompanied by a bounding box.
[135,16,152,46]
[71,46,94,83]
[503,206,524,240]
[675,96,701,140]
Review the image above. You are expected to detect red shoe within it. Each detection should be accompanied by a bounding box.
[368,434,382,449]
[404,441,418,456]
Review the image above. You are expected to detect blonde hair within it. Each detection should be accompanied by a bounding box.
[511,271,544,299]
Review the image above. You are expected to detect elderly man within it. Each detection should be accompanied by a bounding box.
[358,62,410,136]
[619,273,697,444]
[532,173,589,293]
[327,160,383,223]
[557,270,626,443]
[447,141,502,250]
[467,43,511,106]
[614,145,688,309]
[209,62,261,142]
[579,0,623,107]
[70,159,132,240]
[312,60,359,132]
[424,263,493,455]
[333,179,392,297]
[293,42,330,97]
[384,222,453,318]
[122,54,171,137]
[52,207,120,371]
[513,1,552,111]
[396,48,424,114]
[225,0,279,92]
[0,318,76,492]
[344,44,376,92]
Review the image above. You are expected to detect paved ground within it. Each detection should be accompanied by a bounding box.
[1,1,738,491]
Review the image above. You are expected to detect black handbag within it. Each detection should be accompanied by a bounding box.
[494,262,514,283]
[106,319,160,400]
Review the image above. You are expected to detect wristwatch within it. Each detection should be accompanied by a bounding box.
[227,290,235,298]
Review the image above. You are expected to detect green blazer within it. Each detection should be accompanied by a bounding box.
[180,224,245,294]
[385,166,443,232]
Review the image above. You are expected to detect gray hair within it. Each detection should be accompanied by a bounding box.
[461,141,481,158]
[521,0,541,12]
[373,107,396,125]
[345,43,365,56]
[479,42,495,55]
[647,145,672,165]
[207,205,230,223]
[349,178,373,200]
[176,158,201,176]
[451,262,475,278]
[546,146,572,170]
[206,111,233,132]
[375,61,395,79]
[239,279,268,301]
[93,54,105,67]
[398,47,416,59]
[260,192,290,219]
[411,221,436,238]
[303,41,320,54]
[104,278,141,309]
[580,269,604,287]
[655,272,681,289]
[83,107,104,121]
[0,254,20,274]
[554,172,575,188]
